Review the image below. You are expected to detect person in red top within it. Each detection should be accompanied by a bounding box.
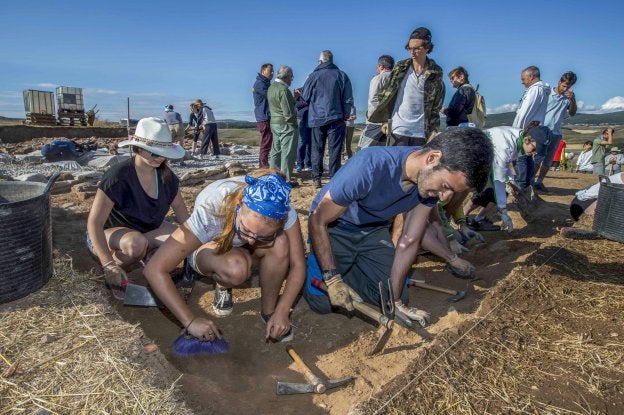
[551,139,567,171]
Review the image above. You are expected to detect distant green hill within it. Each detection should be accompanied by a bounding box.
[485,111,624,128]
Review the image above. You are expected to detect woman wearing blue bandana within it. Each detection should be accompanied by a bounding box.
[144,170,305,343]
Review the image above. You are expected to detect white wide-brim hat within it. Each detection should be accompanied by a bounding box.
[118,117,185,160]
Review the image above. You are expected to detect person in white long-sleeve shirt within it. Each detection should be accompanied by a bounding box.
[512,66,551,189]
[464,125,539,232]
[575,140,594,173]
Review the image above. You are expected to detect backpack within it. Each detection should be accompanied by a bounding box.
[466,84,487,128]
[41,139,82,161]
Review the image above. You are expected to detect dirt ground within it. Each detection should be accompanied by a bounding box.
[2,137,623,414]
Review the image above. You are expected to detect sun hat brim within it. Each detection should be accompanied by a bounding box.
[118,136,186,160]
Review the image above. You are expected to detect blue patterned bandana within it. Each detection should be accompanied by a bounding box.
[242,174,291,219]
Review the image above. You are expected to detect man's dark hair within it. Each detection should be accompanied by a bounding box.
[405,27,434,53]
[584,140,593,146]
[560,71,577,86]
[378,55,394,70]
[424,128,493,192]
[522,66,540,79]
[260,63,273,72]
[448,66,469,82]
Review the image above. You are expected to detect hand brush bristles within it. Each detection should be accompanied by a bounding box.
[171,333,229,357]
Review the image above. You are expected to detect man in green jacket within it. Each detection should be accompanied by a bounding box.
[268,65,299,185]
[369,27,445,145]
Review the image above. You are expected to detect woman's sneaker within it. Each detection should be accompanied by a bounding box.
[261,313,294,343]
[212,287,233,316]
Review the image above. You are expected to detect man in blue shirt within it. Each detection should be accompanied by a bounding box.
[305,128,493,326]
[534,71,577,191]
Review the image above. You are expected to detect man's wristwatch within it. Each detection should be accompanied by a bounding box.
[322,269,339,281]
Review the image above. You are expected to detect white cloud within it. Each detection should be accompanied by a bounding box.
[576,101,597,112]
[132,92,166,97]
[487,103,518,114]
[0,91,21,99]
[83,88,120,95]
[35,83,58,88]
[601,96,624,112]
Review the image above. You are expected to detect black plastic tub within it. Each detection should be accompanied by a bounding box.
[0,173,58,303]
[593,175,624,243]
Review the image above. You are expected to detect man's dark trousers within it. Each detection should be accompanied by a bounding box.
[311,119,346,181]
[515,154,535,188]
[297,119,312,169]
[257,120,273,168]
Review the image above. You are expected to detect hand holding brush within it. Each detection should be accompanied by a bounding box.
[171,316,229,357]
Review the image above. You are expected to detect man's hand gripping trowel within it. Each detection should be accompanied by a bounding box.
[311,278,395,356]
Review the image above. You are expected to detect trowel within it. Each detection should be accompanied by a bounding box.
[123,283,162,307]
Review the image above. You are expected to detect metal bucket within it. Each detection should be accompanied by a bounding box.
[593,175,624,243]
[0,173,59,303]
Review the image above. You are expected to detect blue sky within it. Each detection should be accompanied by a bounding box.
[1,0,623,122]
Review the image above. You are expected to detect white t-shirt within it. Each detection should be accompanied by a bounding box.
[391,66,425,138]
[575,172,624,201]
[576,150,593,172]
[485,126,523,183]
[186,176,297,245]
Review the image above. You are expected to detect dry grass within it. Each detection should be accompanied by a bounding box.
[357,236,624,415]
[0,257,191,415]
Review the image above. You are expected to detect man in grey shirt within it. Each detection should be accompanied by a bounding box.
[357,55,394,150]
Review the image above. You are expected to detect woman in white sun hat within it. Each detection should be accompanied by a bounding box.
[86,117,189,299]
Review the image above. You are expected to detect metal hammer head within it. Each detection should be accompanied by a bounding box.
[447,290,466,303]
[276,376,354,395]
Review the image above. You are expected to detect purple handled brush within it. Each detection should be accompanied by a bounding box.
[171,330,229,358]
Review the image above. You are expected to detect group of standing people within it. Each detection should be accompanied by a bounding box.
[253,51,355,188]
[163,100,220,161]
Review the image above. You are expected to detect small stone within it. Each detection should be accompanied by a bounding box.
[40,334,59,344]
[531,385,538,390]
[610,332,618,337]
[143,344,159,353]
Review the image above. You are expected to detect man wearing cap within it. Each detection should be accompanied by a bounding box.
[369,27,445,147]
[304,128,493,327]
[163,105,185,150]
[267,65,299,185]
[193,99,220,160]
[253,63,274,168]
[605,146,623,175]
[87,117,189,300]
[301,50,354,188]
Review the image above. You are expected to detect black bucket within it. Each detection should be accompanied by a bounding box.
[593,175,624,243]
[0,173,59,303]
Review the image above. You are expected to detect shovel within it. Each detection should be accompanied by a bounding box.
[123,283,162,307]
[276,346,354,395]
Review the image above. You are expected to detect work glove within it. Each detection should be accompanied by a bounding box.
[325,275,354,311]
[394,300,431,327]
[446,254,476,279]
[449,239,470,254]
[459,225,485,243]
[500,208,513,232]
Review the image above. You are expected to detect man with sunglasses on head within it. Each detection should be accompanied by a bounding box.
[369,27,445,146]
